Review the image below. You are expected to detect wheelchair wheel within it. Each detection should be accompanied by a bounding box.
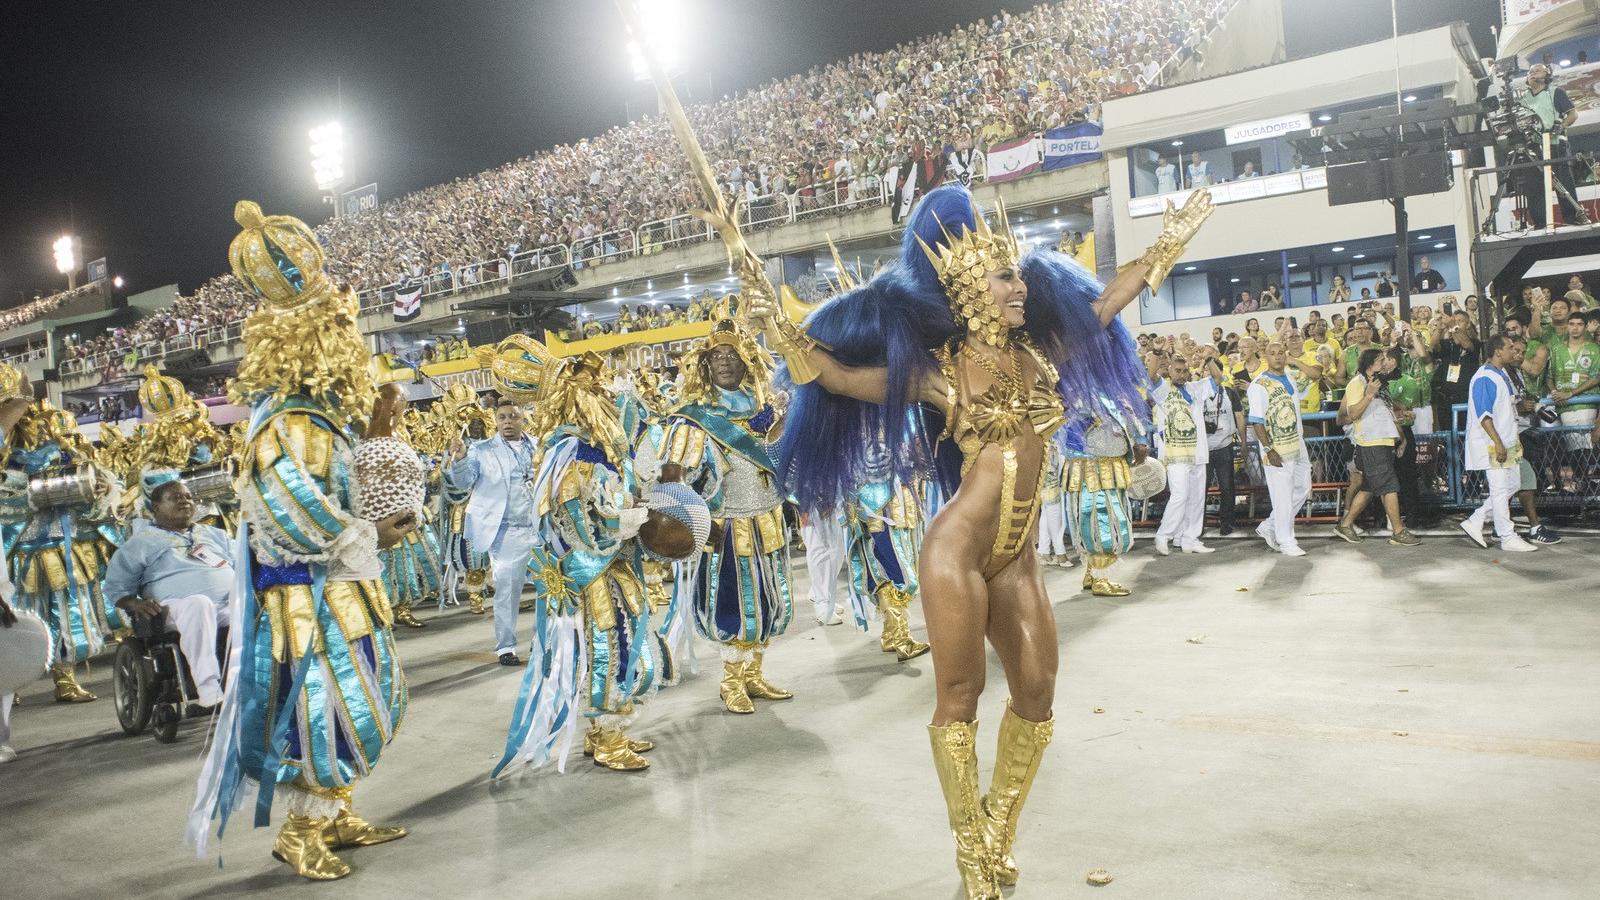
[152,704,181,743]
[113,641,154,735]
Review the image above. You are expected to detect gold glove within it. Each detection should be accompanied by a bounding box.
[742,262,822,385]
[1129,189,1214,294]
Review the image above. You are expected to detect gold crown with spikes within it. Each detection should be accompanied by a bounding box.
[138,365,195,420]
[915,197,1021,341]
[228,201,330,311]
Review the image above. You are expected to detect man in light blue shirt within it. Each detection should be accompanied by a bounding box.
[445,398,539,665]
[103,479,234,706]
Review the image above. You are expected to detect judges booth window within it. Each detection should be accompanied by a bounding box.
[1138,228,1459,324]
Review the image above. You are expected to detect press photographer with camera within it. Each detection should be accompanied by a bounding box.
[1517,64,1590,228]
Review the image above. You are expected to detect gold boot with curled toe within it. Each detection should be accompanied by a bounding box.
[719,660,755,714]
[467,592,486,615]
[51,664,96,703]
[743,645,793,700]
[877,586,931,660]
[982,701,1055,886]
[273,814,350,881]
[928,721,1001,900]
[392,604,425,628]
[322,786,408,849]
[583,724,654,756]
[590,727,651,771]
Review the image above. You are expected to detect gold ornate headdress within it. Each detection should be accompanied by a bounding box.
[679,296,774,409]
[0,363,28,404]
[915,197,1021,347]
[225,200,376,429]
[138,365,200,422]
[477,336,626,464]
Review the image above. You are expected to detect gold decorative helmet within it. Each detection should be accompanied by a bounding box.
[0,362,28,403]
[228,200,331,312]
[138,365,197,421]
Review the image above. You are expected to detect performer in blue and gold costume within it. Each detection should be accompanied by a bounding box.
[0,387,122,703]
[188,202,418,881]
[378,412,444,630]
[1060,396,1151,597]
[126,365,237,532]
[766,183,1211,898]
[843,440,930,660]
[483,336,661,773]
[659,303,795,715]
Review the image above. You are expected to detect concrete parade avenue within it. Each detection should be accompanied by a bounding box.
[4,533,1597,900]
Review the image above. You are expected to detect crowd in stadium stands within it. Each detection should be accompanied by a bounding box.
[7,0,1229,364]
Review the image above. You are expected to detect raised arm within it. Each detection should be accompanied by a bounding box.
[1101,190,1216,328]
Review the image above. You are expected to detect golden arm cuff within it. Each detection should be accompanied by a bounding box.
[764,317,823,385]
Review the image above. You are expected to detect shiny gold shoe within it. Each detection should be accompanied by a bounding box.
[582,725,654,756]
[1088,576,1131,597]
[982,701,1055,886]
[743,647,793,700]
[272,814,351,881]
[590,727,650,771]
[392,605,426,628]
[719,660,756,714]
[877,586,931,660]
[929,721,1001,900]
[51,664,96,703]
[467,593,486,615]
[322,786,408,849]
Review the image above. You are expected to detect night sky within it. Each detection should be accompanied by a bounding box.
[0,0,1499,309]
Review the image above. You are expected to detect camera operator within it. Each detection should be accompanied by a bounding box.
[1518,64,1590,228]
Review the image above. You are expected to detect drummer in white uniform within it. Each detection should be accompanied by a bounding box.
[102,477,234,707]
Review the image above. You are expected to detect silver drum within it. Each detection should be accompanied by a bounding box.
[184,462,236,504]
[26,467,97,511]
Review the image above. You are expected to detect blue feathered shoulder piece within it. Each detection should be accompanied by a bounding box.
[1016,249,1150,437]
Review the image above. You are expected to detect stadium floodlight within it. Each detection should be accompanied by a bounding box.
[113,275,125,288]
[52,235,77,274]
[310,121,346,192]
[626,0,685,81]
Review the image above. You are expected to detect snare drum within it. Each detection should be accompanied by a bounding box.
[26,467,97,511]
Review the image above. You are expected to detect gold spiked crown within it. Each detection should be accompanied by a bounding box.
[477,335,625,464]
[138,365,196,420]
[228,200,331,311]
[915,197,1021,345]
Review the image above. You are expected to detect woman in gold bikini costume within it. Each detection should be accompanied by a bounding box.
[759,183,1212,898]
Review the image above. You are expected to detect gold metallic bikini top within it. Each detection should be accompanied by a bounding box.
[935,338,1066,467]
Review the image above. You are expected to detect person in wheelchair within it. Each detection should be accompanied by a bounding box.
[102,477,233,709]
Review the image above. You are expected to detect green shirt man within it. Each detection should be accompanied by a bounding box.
[1549,338,1600,412]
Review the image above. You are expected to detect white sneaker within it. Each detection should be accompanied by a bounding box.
[1459,519,1488,549]
[813,606,842,627]
[1182,543,1216,554]
[1154,536,1171,556]
[0,744,16,763]
[1280,545,1307,557]
[1499,536,1538,553]
[1256,522,1279,552]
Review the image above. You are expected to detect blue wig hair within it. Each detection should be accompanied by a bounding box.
[776,184,1147,513]
[1016,248,1150,432]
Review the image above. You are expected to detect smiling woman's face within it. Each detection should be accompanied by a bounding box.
[984,265,1028,328]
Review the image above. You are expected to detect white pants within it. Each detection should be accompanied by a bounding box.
[0,691,12,746]
[1157,461,1207,548]
[1260,445,1312,551]
[490,524,539,656]
[1036,498,1067,556]
[1412,406,1434,436]
[800,517,847,617]
[1466,466,1518,543]
[159,593,229,706]
[1559,408,1596,449]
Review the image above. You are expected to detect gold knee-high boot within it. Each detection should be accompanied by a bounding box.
[51,663,96,703]
[323,785,408,849]
[743,643,793,700]
[877,585,931,660]
[982,701,1055,886]
[928,721,1000,900]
